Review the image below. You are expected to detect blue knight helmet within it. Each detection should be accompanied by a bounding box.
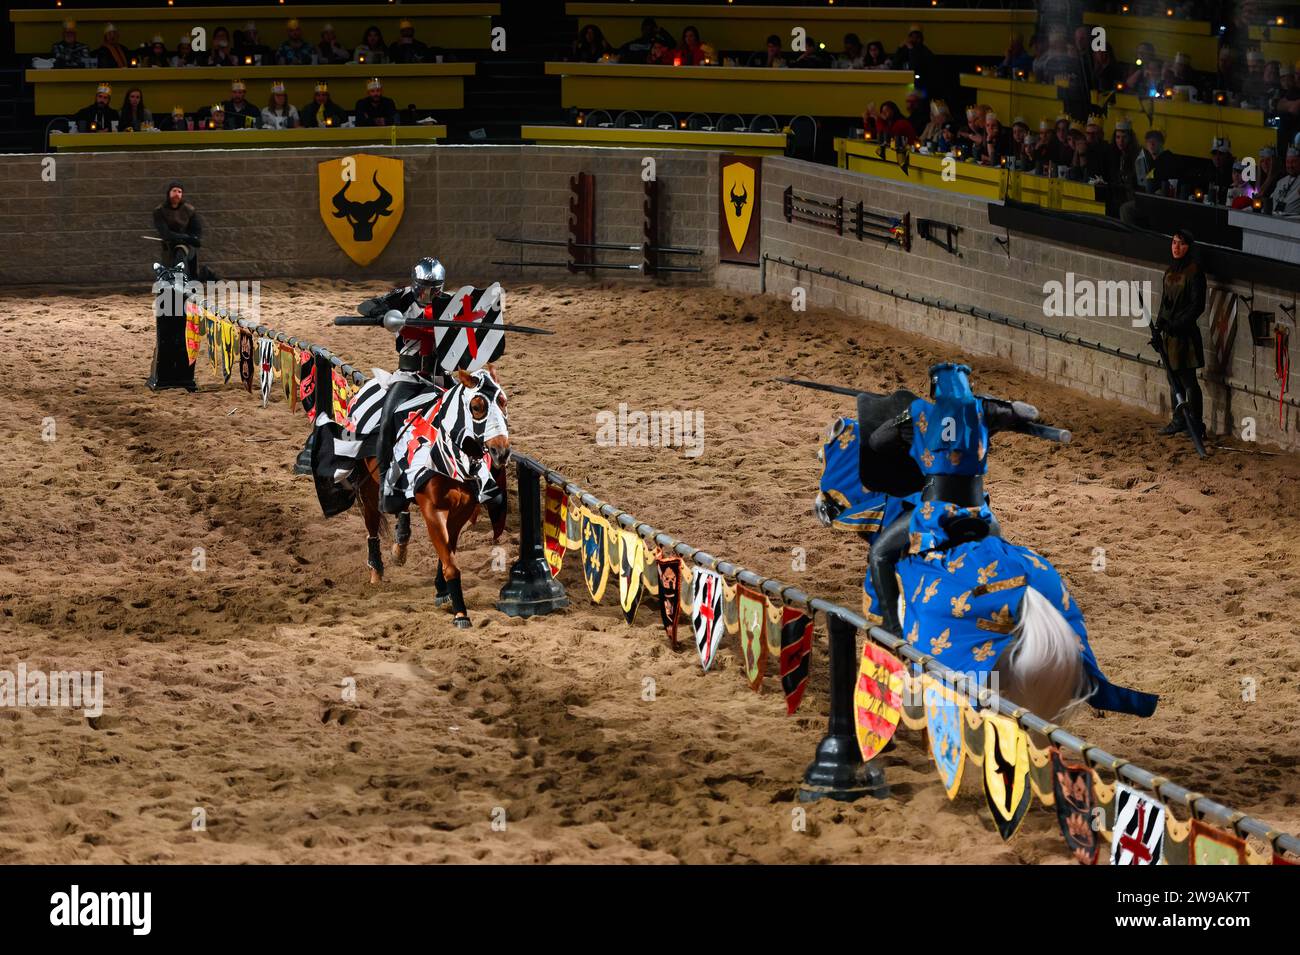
[908,362,989,476]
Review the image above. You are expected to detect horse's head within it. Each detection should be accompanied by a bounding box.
[455,366,510,469]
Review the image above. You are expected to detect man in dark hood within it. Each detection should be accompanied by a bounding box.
[1154,229,1207,441]
[153,181,204,275]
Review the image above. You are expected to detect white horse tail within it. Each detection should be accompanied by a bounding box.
[994,587,1093,722]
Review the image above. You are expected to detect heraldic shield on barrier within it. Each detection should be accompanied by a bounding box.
[719,155,761,266]
[318,154,405,266]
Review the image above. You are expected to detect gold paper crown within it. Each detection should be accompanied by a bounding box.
[287,18,300,29]
[366,77,382,90]
[231,79,246,91]
[400,19,413,29]
[270,81,285,94]
[96,82,112,95]
[1085,113,1104,129]
[314,81,329,93]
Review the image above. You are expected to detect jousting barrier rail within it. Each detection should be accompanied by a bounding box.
[177,286,1300,861]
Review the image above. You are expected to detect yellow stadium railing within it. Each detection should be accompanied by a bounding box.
[27,63,474,117]
[835,137,1106,216]
[521,124,787,156]
[546,61,912,119]
[12,4,499,54]
[50,125,448,151]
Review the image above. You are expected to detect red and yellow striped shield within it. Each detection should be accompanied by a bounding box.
[853,641,905,760]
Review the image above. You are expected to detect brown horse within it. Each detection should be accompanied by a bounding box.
[353,367,509,629]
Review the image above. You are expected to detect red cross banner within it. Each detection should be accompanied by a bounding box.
[434,283,505,374]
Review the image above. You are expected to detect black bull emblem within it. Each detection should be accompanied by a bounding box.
[331,170,394,241]
[729,182,749,217]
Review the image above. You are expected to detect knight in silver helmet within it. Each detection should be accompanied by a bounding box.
[412,256,445,306]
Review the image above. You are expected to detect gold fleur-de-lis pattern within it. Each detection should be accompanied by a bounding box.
[972,640,995,662]
[950,591,972,618]
[1061,583,1072,612]
[977,560,999,585]
[922,579,941,604]
[976,604,1015,633]
[921,450,934,469]
[946,553,967,574]
[837,422,854,450]
[948,450,963,467]
[919,501,934,520]
[1024,551,1047,571]
[930,629,951,655]
[907,621,920,644]
[916,411,928,435]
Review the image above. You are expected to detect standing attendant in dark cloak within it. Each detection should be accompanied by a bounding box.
[1154,229,1207,440]
[153,180,205,277]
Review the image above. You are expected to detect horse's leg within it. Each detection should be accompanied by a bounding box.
[433,561,450,608]
[393,510,411,566]
[358,460,384,585]
[416,482,472,629]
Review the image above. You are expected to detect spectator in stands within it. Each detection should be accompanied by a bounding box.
[617,18,658,64]
[1071,26,1095,91]
[1124,42,1156,90]
[261,81,299,129]
[750,35,787,69]
[932,121,960,155]
[956,105,986,158]
[997,32,1034,79]
[154,181,203,274]
[572,24,611,63]
[201,103,225,130]
[1275,65,1300,157]
[301,81,348,127]
[1226,161,1255,209]
[1166,52,1199,100]
[919,100,950,146]
[1241,49,1269,106]
[96,24,130,69]
[1153,229,1207,441]
[390,19,431,64]
[1092,46,1126,92]
[893,26,936,86]
[903,91,927,138]
[355,77,398,127]
[1007,117,1032,168]
[863,40,891,70]
[1135,130,1169,193]
[1214,46,1243,96]
[1033,29,1076,84]
[318,24,351,66]
[173,35,200,68]
[1048,116,1073,167]
[51,21,92,70]
[118,87,151,131]
[353,27,390,66]
[1268,146,1300,216]
[277,18,316,67]
[679,26,707,66]
[864,101,913,145]
[1210,137,1235,198]
[1106,118,1139,207]
[236,22,274,66]
[1256,146,1280,207]
[648,31,678,66]
[160,105,188,132]
[141,36,171,69]
[1031,119,1055,171]
[204,27,238,68]
[835,34,867,70]
[790,38,832,70]
[75,83,118,132]
[1065,126,1090,181]
[980,112,1015,166]
[223,80,261,128]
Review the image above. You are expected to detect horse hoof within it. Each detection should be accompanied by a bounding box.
[453,615,472,630]
[434,593,451,609]
[391,543,408,566]
[368,568,384,585]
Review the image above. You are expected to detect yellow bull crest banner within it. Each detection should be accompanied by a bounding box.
[719,156,761,266]
[318,154,405,266]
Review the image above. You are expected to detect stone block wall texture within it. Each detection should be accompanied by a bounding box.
[0,145,718,288]
[0,144,1294,450]
[715,156,1300,452]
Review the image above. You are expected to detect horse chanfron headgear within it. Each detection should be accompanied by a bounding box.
[412,257,446,305]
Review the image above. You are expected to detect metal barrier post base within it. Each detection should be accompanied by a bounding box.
[799,736,889,803]
[293,431,314,475]
[496,462,568,618]
[798,613,889,802]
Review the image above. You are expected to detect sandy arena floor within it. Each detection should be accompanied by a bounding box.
[0,278,1297,864]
